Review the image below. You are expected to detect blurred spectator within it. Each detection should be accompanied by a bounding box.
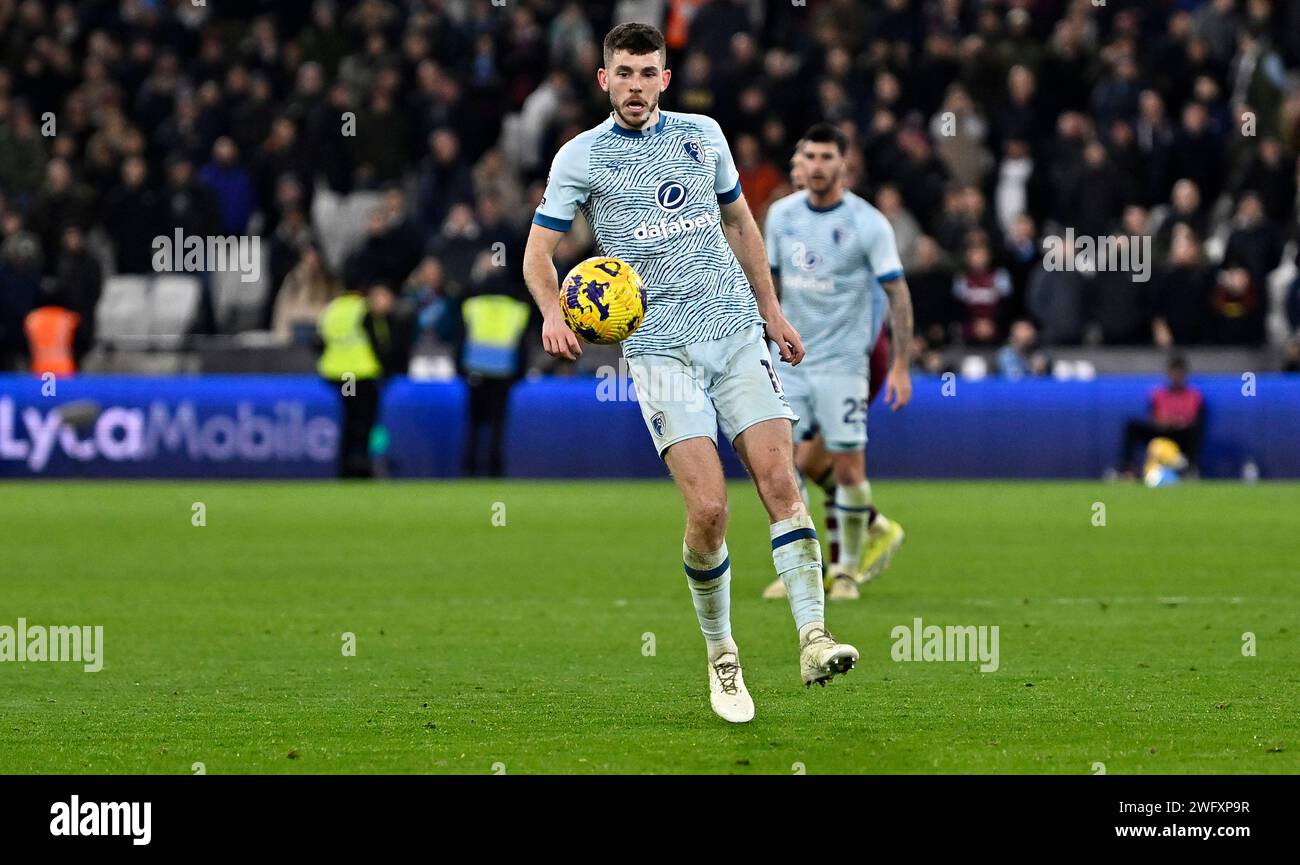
[908,235,956,347]
[364,282,415,378]
[953,243,1012,346]
[1220,192,1284,289]
[931,84,993,188]
[1152,227,1213,347]
[475,194,524,273]
[199,137,256,234]
[0,101,48,204]
[1026,238,1087,347]
[345,197,422,291]
[427,202,483,296]
[1117,355,1205,475]
[417,129,475,232]
[1063,141,1124,239]
[875,184,921,270]
[735,133,782,221]
[51,225,101,351]
[995,139,1033,235]
[0,229,43,370]
[102,156,163,274]
[688,0,751,67]
[1229,137,1297,224]
[354,87,409,188]
[472,149,526,226]
[1153,179,1208,262]
[1092,234,1151,345]
[1229,26,1287,138]
[273,244,339,344]
[1000,213,1038,324]
[26,159,94,275]
[997,320,1049,380]
[404,256,458,351]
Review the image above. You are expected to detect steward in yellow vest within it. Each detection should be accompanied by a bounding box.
[318,289,384,478]
[459,272,532,477]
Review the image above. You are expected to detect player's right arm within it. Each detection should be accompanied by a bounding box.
[524,135,593,361]
[861,204,912,410]
[523,223,581,360]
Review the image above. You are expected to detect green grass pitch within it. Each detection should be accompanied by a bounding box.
[1,479,1296,774]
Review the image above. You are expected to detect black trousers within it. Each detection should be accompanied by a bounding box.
[330,377,381,478]
[463,375,514,477]
[1120,419,1202,471]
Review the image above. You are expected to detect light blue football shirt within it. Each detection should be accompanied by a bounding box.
[533,110,763,356]
[764,190,903,374]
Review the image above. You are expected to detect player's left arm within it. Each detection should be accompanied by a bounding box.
[879,275,914,411]
[704,116,802,364]
[721,196,804,364]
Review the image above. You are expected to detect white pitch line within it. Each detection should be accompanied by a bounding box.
[958,597,1248,606]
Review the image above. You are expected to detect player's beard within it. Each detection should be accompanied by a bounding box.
[807,166,843,196]
[614,93,658,128]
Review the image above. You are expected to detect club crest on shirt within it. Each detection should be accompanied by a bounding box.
[683,139,704,164]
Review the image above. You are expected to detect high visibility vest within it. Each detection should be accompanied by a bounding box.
[665,0,706,50]
[318,294,382,381]
[462,294,530,378]
[24,306,80,377]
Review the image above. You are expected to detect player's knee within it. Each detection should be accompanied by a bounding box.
[688,496,728,541]
[758,468,805,521]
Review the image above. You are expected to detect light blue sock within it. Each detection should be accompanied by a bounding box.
[771,513,824,632]
[684,541,735,657]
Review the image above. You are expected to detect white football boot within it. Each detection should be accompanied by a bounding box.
[707,651,754,723]
[799,626,859,687]
[826,572,860,601]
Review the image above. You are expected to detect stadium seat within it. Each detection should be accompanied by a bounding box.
[149,275,201,346]
[95,276,151,347]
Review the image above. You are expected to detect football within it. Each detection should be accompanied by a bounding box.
[559,256,646,345]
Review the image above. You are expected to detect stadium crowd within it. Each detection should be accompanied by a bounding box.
[2,0,1300,378]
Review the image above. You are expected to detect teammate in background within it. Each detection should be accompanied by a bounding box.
[522,24,858,725]
[762,124,912,602]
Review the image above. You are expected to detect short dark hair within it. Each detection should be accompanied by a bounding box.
[801,122,849,155]
[603,23,666,68]
[1168,354,1189,372]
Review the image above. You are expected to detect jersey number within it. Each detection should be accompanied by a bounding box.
[759,359,782,394]
[842,398,868,426]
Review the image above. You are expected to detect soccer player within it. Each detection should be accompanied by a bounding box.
[522,24,858,724]
[760,124,913,602]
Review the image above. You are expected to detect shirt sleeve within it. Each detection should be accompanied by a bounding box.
[532,135,591,232]
[700,117,742,204]
[861,207,905,283]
